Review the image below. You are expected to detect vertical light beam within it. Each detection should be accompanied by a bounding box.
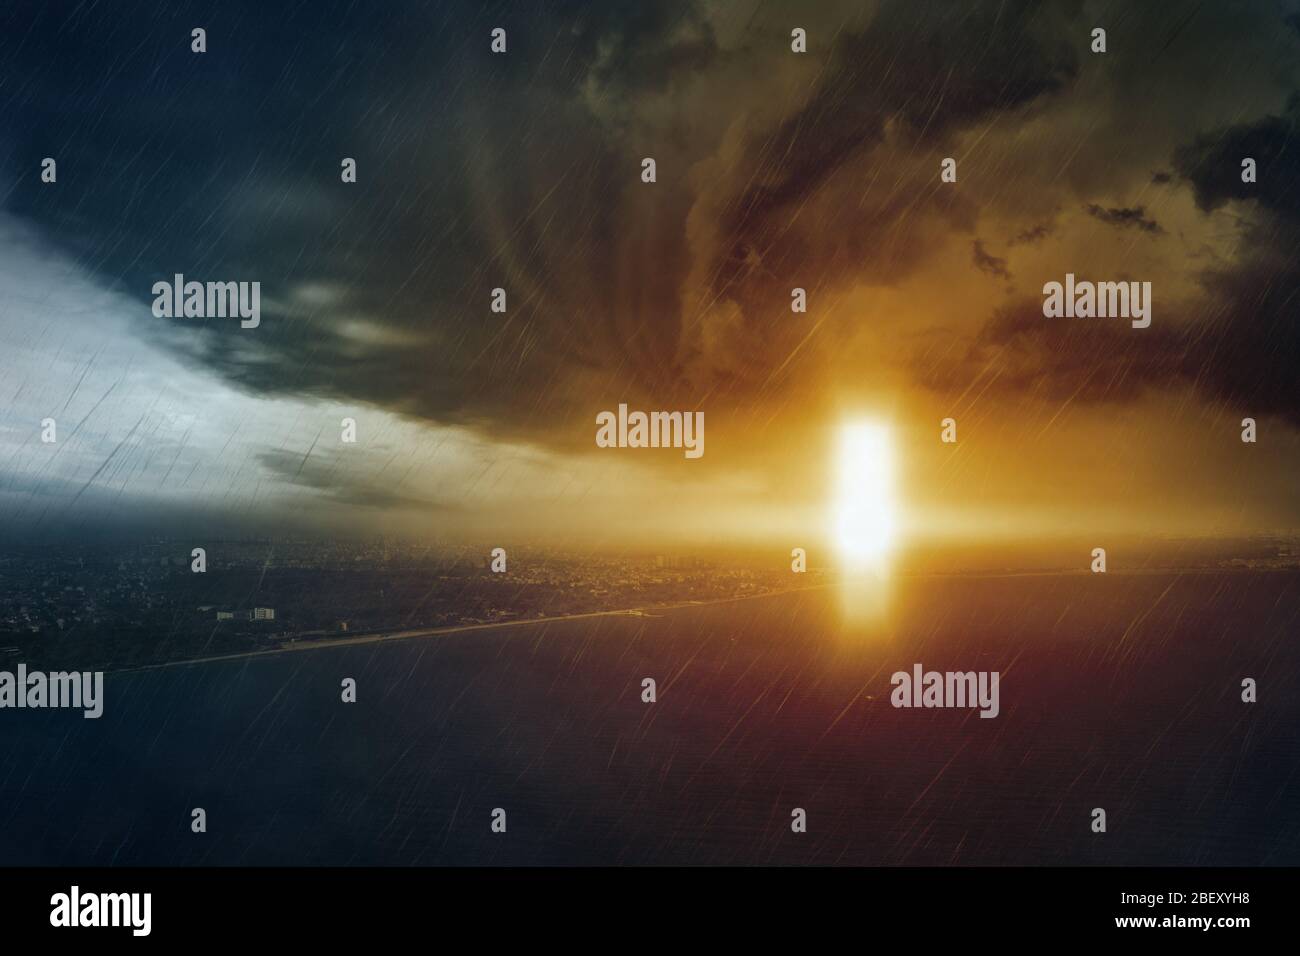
[835,421,896,566]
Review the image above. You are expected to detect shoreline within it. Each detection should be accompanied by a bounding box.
[113,584,831,675]
[107,565,1296,675]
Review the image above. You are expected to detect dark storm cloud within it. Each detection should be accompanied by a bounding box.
[917,275,1300,428]
[889,4,1300,430]
[1083,204,1163,233]
[1176,96,1300,217]
[0,0,1085,448]
[0,0,717,444]
[912,297,1190,407]
[920,84,1300,427]
[3,0,1300,459]
[1172,94,1300,426]
[921,106,1300,430]
[722,0,1076,230]
[691,1,1078,378]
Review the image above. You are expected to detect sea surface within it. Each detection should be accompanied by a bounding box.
[2,571,1298,865]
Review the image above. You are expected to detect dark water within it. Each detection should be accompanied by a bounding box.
[3,571,1298,866]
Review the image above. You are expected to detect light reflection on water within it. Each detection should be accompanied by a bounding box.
[1,571,1296,865]
[836,558,893,636]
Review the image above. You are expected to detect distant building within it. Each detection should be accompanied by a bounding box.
[251,607,275,621]
[216,611,234,620]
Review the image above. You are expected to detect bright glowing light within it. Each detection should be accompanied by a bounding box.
[834,421,896,564]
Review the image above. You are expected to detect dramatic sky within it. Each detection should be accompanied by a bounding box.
[1,0,1297,546]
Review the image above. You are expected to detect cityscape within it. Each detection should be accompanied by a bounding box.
[2,534,1295,671]
[0,538,828,670]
